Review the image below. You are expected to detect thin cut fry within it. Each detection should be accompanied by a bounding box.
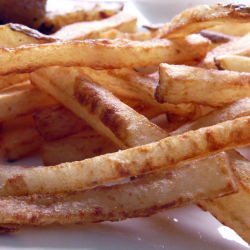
[0,116,249,196]
[156,63,250,107]
[42,132,118,165]
[0,39,177,75]
[172,98,250,135]
[198,153,250,244]
[31,67,168,148]
[158,4,250,38]
[215,55,250,72]
[0,83,56,122]
[54,11,137,40]
[0,153,237,225]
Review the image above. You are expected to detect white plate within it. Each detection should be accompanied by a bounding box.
[1,1,250,249]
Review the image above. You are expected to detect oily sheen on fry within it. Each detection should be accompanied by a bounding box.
[0,116,249,196]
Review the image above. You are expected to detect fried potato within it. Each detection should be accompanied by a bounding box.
[156,63,250,107]
[0,116,249,196]
[198,153,250,244]
[0,23,57,48]
[41,2,123,34]
[202,32,250,68]
[79,67,196,117]
[1,115,42,161]
[172,98,250,135]
[0,83,56,122]
[158,4,250,39]
[31,67,167,148]
[42,132,118,165]
[54,11,137,40]
[0,73,29,91]
[33,105,93,141]
[215,55,250,72]
[0,39,176,75]
[200,30,236,44]
[0,153,237,225]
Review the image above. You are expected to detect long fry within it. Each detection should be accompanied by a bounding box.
[0,39,180,75]
[0,153,237,225]
[0,116,249,196]
[156,63,250,107]
[31,66,168,148]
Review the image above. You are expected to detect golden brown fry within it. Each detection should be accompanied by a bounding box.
[199,153,250,244]
[41,2,124,34]
[54,11,137,40]
[31,67,167,148]
[215,55,250,72]
[158,4,250,39]
[202,32,250,68]
[33,105,93,141]
[0,153,237,225]
[0,116,249,196]
[0,39,176,75]
[156,63,250,107]
[42,132,118,165]
[172,98,250,135]
[0,73,29,91]
[0,83,56,122]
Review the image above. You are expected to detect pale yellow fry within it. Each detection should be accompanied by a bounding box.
[199,153,250,245]
[156,63,250,107]
[0,116,249,196]
[0,153,237,225]
[202,32,250,68]
[172,98,250,135]
[42,132,118,166]
[0,39,175,75]
[215,55,250,72]
[0,83,56,121]
[158,4,250,39]
[54,11,137,40]
[31,67,167,148]
[0,23,57,48]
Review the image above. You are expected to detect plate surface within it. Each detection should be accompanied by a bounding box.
[1,1,250,249]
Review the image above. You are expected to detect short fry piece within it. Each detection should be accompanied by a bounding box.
[42,132,118,165]
[0,116,249,196]
[215,55,250,72]
[54,11,137,40]
[156,63,250,107]
[0,153,237,225]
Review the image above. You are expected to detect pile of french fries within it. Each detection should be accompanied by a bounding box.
[0,2,250,244]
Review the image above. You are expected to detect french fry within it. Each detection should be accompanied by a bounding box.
[0,153,237,225]
[202,32,250,68]
[215,55,250,72]
[171,98,250,135]
[1,115,43,161]
[54,11,137,40]
[41,2,124,34]
[200,30,236,44]
[0,83,56,122]
[198,153,250,244]
[0,116,249,196]
[0,36,209,75]
[0,73,29,91]
[42,132,118,165]
[33,105,93,141]
[0,23,57,48]
[158,4,250,39]
[31,67,168,148]
[79,67,196,117]
[155,63,250,107]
